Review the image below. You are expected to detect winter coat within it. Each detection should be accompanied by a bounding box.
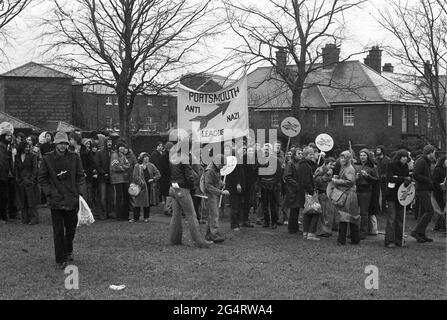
[296,159,315,208]
[354,163,379,192]
[204,162,224,197]
[110,151,130,184]
[386,161,410,203]
[376,155,391,179]
[96,148,112,183]
[170,156,195,191]
[433,163,446,209]
[158,150,171,197]
[330,164,360,225]
[150,150,163,170]
[314,164,333,193]
[257,156,282,191]
[38,150,86,211]
[413,155,433,191]
[39,142,55,156]
[132,163,161,208]
[191,163,204,196]
[283,158,300,208]
[226,164,246,195]
[0,141,12,181]
[15,153,40,209]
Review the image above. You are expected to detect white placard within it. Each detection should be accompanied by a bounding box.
[280,117,301,137]
[315,133,334,152]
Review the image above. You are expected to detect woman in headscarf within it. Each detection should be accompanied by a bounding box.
[329,150,360,245]
[130,152,160,222]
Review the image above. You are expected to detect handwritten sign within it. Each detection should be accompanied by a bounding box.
[315,133,334,152]
[281,117,301,137]
[398,183,415,207]
[220,156,237,176]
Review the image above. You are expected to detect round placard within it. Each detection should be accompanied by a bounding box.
[280,117,301,137]
[315,133,334,152]
[220,155,237,176]
[0,121,14,135]
[398,183,416,207]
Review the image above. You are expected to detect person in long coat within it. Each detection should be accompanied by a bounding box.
[284,148,301,233]
[329,150,360,245]
[15,142,40,224]
[130,152,161,222]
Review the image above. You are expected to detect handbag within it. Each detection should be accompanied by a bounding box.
[327,182,348,208]
[77,196,95,227]
[128,182,141,197]
[303,193,322,215]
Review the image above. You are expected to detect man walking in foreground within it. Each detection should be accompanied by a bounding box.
[411,145,437,243]
[38,132,86,269]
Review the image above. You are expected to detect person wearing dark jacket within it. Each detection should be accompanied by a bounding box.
[0,128,13,222]
[375,146,391,213]
[299,147,319,240]
[432,155,446,232]
[411,145,437,243]
[284,148,302,233]
[258,145,282,229]
[159,142,174,211]
[15,142,40,225]
[242,146,256,228]
[38,132,86,269]
[39,132,55,156]
[355,149,379,239]
[168,148,212,248]
[96,137,114,219]
[385,150,411,247]
[226,152,246,231]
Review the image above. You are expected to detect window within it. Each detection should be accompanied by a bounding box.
[114,97,118,105]
[312,112,317,127]
[343,107,354,126]
[402,106,407,133]
[106,96,112,105]
[387,105,393,126]
[162,98,168,107]
[271,112,279,128]
[427,109,432,128]
[414,109,419,126]
[147,97,153,107]
[325,112,329,127]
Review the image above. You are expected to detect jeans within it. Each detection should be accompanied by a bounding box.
[303,214,319,234]
[192,196,202,220]
[357,190,372,237]
[230,193,244,229]
[385,201,404,246]
[413,190,434,236]
[288,208,300,233]
[205,194,220,237]
[338,222,360,245]
[0,180,9,221]
[261,187,278,225]
[133,207,150,220]
[114,183,129,221]
[51,209,77,264]
[168,187,206,246]
[98,182,115,219]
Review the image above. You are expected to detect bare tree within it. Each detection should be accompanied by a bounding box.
[0,0,31,57]
[223,0,366,121]
[377,0,447,148]
[42,0,219,143]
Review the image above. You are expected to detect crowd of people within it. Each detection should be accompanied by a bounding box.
[0,127,446,269]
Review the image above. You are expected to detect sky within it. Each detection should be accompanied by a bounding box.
[0,0,410,75]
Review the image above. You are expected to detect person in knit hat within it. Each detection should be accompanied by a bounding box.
[38,131,86,269]
[0,128,13,222]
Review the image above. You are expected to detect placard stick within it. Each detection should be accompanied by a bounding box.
[402,204,407,247]
[285,136,291,156]
[219,175,227,208]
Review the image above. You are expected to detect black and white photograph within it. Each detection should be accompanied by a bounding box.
[0,0,446,305]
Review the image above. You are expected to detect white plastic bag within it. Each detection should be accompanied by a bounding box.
[77,195,95,227]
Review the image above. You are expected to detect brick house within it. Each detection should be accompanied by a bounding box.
[76,84,177,134]
[0,62,78,130]
[248,45,444,151]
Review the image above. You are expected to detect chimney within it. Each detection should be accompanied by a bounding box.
[382,63,394,73]
[275,47,287,74]
[424,60,432,79]
[364,46,382,73]
[322,43,340,69]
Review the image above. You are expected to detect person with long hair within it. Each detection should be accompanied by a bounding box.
[110,141,131,221]
[130,152,160,222]
[314,157,337,237]
[331,151,360,245]
[355,149,379,240]
[385,149,411,247]
[15,141,40,225]
[432,155,446,232]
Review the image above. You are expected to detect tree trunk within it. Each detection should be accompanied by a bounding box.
[117,86,131,145]
[291,87,302,145]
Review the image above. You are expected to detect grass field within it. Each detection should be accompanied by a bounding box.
[0,205,446,300]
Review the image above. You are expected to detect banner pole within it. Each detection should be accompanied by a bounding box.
[402,205,407,247]
[219,175,227,208]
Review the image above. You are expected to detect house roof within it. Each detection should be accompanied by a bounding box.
[1,62,73,79]
[180,73,238,92]
[0,111,41,130]
[82,83,177,96]
[248,60,424,110]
